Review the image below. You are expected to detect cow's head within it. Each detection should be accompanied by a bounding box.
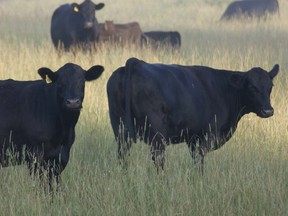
[230,64,279,118]
[38,63,104,111]
[72,0,104,29]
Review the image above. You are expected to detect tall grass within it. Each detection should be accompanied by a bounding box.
[0,0,287,215]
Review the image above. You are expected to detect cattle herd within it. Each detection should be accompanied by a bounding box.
[49,0,279,51]
[50,0,182,51]
[0,0,281,190]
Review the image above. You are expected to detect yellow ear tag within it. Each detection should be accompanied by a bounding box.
[45,75,52,84]
[73,6,79,12]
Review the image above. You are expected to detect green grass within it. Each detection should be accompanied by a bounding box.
[0,0,288,215]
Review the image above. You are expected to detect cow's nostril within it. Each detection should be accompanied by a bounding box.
[261,108,274,117]
[66,99,80,104]
[264,109,273,115]
[84,22,93,28]
[65,99,82,109]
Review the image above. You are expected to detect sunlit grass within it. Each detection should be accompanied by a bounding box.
[0,0,287,215]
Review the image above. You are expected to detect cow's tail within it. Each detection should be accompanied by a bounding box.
[124,57,138,143]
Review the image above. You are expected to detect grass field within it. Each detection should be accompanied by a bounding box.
[0,0,287,215]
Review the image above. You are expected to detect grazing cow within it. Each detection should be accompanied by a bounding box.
[98,21,143,46]
[107,57,279,173]
[141,31,181,50]
[221,0,279,20]
[0,63,104,189]
[51,0,105,51]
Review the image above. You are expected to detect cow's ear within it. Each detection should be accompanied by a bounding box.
[38,68,58,84]
[95,3,104,10]
[71,3,79,12]
[229,73,246,89]
[269,64,279,80]
[85,65,104,81]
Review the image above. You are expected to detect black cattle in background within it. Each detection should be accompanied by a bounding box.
[141,31,181,50]
[51,0,105,51]
[107,57,279,173]
[0,63,104,190]
[221,0,279,20]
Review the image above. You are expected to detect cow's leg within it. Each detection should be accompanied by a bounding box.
[187,136,201,163]
[47,164,59,192]
[188,142,197,163]
[44,160,62,193]
[147,109,169,172]
[108,111,132,163]
[198,147,205,176]
[150,131,166,172]
[0,136,8,167]
[26,157,49,192]
[32,160,57,193]
[25,145,45,182]
[51,145,70,190]
[116,119,133,164]
[0,134,24,167]
[117,139,132,162]
[25,152,51,192]
[187,137,205,175]
[38,145,70,192]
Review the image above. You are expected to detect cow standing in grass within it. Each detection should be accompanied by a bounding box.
[221,0,279,20]
[141,31,181,50]
[107,57,279,173]
[98,21,143,46]
[51,0,105,51]
[0,63,104,190]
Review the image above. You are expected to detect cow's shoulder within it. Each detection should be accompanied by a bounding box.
[0,79,44,109]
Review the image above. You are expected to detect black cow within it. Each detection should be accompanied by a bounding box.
[221,0,279,20]
[0,63,104,189]
[141,31,181,50]
[51,0,105,51]
[107,57,279,173]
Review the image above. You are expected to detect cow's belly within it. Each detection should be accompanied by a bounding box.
[0,121,62,156]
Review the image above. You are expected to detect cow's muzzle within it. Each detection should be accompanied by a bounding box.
[258,108,274,118]
[64,99,82,111]
[84,22,93,29]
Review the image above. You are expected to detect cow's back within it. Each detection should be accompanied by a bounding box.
[221,0,279,20]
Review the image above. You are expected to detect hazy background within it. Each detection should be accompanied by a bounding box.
[0,0,287,215]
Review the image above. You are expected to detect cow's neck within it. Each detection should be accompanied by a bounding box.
[60,109,80,128]
[221,85,249,142]
[57,106,80,148]
[232,88,248,121]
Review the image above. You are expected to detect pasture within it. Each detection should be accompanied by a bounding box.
[0,0,287,215]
